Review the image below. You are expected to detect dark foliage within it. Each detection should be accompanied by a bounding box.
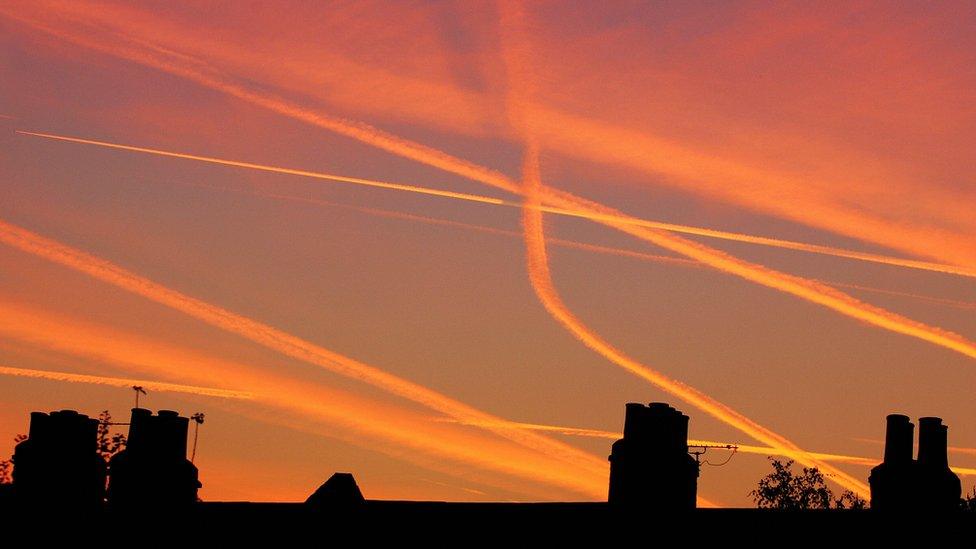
[961,487,976,512]
[96,410,126,460]
[0,435,26,484]
[751,457,867,510]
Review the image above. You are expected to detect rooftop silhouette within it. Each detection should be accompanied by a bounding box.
[1,401,972,533]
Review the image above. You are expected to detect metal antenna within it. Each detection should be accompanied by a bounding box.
[190,412,205,463]
[688,443,738,469]
[132,385,147,408]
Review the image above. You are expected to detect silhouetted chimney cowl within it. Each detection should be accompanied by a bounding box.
[622,402,646,440]
[917,417,949,470]
[27,412,48,441]
[126,407,153,452]
[883,414,913,465]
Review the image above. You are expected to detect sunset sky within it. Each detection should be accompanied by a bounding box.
[0,1,973,506]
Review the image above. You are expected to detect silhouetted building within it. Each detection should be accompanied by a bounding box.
[608,402,698,509]
[306,472,365,508]
[869,414,961,511]
[107,408,200,507]
[11,410,105,507]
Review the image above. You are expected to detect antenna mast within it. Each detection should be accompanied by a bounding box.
[688,443,738,469]
[190,412,205,463]
[132,385,147,408]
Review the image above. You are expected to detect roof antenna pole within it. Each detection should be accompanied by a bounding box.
[132,385,147,409]
[190,412,205,463]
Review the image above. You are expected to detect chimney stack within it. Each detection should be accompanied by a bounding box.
[608,402,698,509]
[107,408,201,508]
[917,417,948,470]
[869,413,961,512]
[11,410,106,507]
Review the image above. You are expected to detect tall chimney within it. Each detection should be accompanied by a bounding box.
[622,402,646,440]
[917,417,948,470]
[27,412,49,442]
[882,414,913,465]
[126,408,152,453]
[675,412,690,453]
[156,410,189,460]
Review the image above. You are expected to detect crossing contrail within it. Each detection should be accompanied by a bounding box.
[8,10,976,362]
[18,130,976,362]
[18,130,976,280]
[210,183,975,312]
[518,144,871,496]
[443,418,976,476]
[0,297,610,500]
[0,364,253,399]
[9,9,975,490]
[0,217,610,484]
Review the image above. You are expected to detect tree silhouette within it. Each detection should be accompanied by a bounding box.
[961,487,976,512]
[0,434,26,485]
[750,457,866,510]
[96,410,126,460]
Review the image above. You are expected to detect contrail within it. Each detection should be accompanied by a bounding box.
[18,130,976,280]
[518,146,871,496]
[855,437,976,460]
[7,12,976,361]
[444,419,976,476]
[0,300,610,500]
[0,364,253,399]
[16,131,509,207]
[7,14,966,501]
[10,13,975,478]
[18,131,976,360]
[8,2,976,271]
[500,0,863,495]
[213,183,975,312]
[0,217,607,482]
[826,283,976,311]
[950,446,976,457]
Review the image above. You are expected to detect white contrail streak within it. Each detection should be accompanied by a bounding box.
[0,364,253,399]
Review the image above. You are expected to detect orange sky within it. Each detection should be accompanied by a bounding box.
[0,1,973,506]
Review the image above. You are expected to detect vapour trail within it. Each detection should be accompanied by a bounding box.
[16,131,508,207]
[7,20,966,501]
[0,308,611,501]
[0,364,253,399]
[212,183,974,312]
[518,144,871,496]
[0,217,607,481]
[828,284,976,311]
[855,438,976,460]
[18,130,976,280]
[18,131,976,360]
[443,418,976,476]
[500,0,864,496]
[7,18,976,361]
